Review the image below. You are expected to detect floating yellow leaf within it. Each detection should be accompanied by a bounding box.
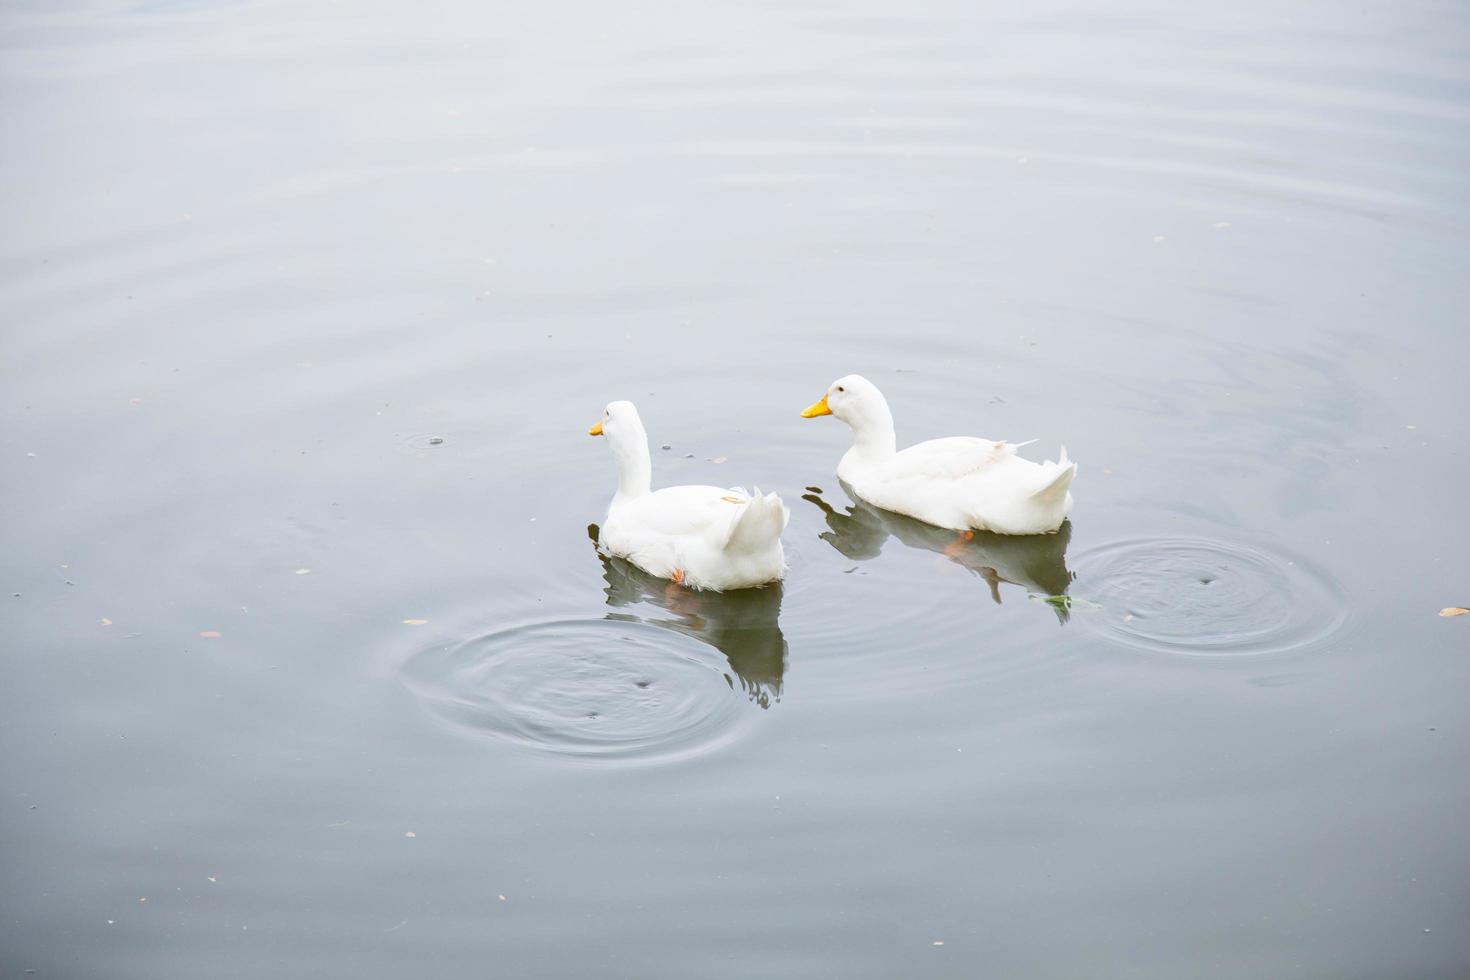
[100,618,112,626]
[1439,607,1469,618]
[710,456,727,463]
[199,630,221,638]
[402,619,428,626]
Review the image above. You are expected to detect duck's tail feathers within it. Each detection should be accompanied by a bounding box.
[724,487,789,553]
[1031,448,1077,506]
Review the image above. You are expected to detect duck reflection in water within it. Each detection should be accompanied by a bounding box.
[802,484,1076,623]
[588,525,787,708]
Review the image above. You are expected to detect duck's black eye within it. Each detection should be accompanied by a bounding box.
[836,386,845,392]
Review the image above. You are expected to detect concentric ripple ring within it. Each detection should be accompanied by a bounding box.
[401,618,751,763]
[393,432,449,456]
[1072,537,1347,656]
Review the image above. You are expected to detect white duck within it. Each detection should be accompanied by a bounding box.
[800,374,1076,535]
[590,401,788,591]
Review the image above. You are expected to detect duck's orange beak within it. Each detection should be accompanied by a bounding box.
[800,393,831,418]
[588,420,603,436]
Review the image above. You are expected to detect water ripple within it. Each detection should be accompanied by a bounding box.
[1071,537,1347,656]
[400,618,752,764]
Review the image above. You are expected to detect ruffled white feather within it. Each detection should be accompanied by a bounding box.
[592,401,788,590]
[808,375,1076,535]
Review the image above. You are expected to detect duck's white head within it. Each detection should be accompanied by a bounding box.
[800,374,888,427]
[590,400,652,498]
[588,399,646,444]
[801,374,896,458]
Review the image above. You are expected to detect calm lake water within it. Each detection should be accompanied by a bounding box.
[3,1,1468,977]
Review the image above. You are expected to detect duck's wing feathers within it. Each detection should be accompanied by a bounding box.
[630,485,749,538]
[885,437,1032,482]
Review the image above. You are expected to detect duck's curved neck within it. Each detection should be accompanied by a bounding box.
[849,397,897,460]
[609,425,652,502]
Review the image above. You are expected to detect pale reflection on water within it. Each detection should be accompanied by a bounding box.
[595,524,789,709]
[803,483,1075,620]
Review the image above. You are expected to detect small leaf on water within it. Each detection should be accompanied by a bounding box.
[710,456,727,464]
[295,568,311,575]
[199,631,221,638]
[1439,607,1469,618]
[404,831,417,838]
[1031,595,1100,610]
[402,619,428,626]
[100,618,112,626]
[207,876,217,883]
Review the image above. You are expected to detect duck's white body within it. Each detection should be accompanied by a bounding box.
[592,401,788,591]
[804,375,1076,535]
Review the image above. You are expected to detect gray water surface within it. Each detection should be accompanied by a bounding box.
[3,1,1469,977]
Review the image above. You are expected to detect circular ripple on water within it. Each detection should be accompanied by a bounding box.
[1071,537,1347,656]
[393,432,449,456]
[401,619,751,763]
